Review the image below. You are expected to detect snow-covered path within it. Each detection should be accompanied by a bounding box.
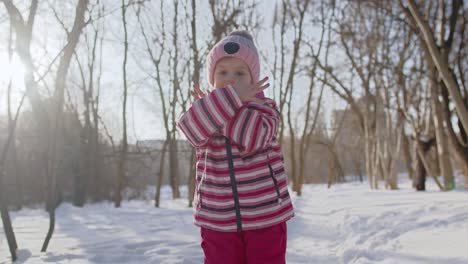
[1,180,468,264]
[287,182,468,263]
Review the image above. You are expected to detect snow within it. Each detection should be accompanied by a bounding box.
[1,178,468,264]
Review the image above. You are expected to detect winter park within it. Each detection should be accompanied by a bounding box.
[1,0,468,263]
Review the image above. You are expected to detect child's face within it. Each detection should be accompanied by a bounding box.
[213,57,252,89]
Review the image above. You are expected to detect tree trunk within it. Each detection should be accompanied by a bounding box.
[188,149,197,207]
[298,138,306,192]
[327,152,335,189]
[12,144,23,210]
[74,84,91,207]
[430,68,455,190]
[187,0,200,207]
[155,140,169,207]
[115,0,129,208]
[440,83,468,189]
[0,83,25,262]
[169,136,181,199]
[90,93,101,200]
[7,29,23,210]
[387,127,402,190]
[0,169,18,261]
[170,1,182,199]
[74,127,87,207]
[401,130,414,180]
[290,135,299,194]
[91,22,105,201]
[327,144,345,188]
[414,139,430,191]
[414,138,443,191]
[365,125,378,189]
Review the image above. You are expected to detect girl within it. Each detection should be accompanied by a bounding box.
[177,30,294,264]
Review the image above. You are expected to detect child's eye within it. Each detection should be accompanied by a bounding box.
[236,72,245,76]
[218,71,227,75]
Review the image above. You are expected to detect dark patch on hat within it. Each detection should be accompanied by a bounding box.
[224,42,240,54]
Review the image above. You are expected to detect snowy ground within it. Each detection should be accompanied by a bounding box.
[1,177,468,264]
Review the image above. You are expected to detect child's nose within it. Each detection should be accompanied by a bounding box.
[222,79,235,87]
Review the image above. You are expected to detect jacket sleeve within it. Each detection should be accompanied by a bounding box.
[177,86,243,148]
[222,99,280,156]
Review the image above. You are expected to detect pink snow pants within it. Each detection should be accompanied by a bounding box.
[200,222,287,264]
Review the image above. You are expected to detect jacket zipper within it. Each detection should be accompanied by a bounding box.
[197,149,208,209]
[225,138,243,232]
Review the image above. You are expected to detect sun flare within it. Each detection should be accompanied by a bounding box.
[0,53,26,88]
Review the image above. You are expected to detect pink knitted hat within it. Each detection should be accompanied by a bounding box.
[207,31,264,98]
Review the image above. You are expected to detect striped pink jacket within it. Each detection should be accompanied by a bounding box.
[177,85,294,232]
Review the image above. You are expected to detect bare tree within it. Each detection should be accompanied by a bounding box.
[209,0,243,42]
[314,2,382,189]
[429,64,454,190]
[436,2,468,188]
[72,2,105,205]
[135,0,175,206]
[392,22,417,182]
[270,0,310,193]
[5,17,23,210]
[311,114,346,189]
[284,0,310,194]
[167,0,183,199]
[0,87,26,263]
[393,40,444,191]
[115,0,129,207]
[1,0,45,123]
[399,0,466,190]
[1,1,51,207]
[371,7,409,190]
[401,0,467,131]
[295,0,332,194]
[3,0,89,252]
[42,0,89,251]
[186,0,201,207]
